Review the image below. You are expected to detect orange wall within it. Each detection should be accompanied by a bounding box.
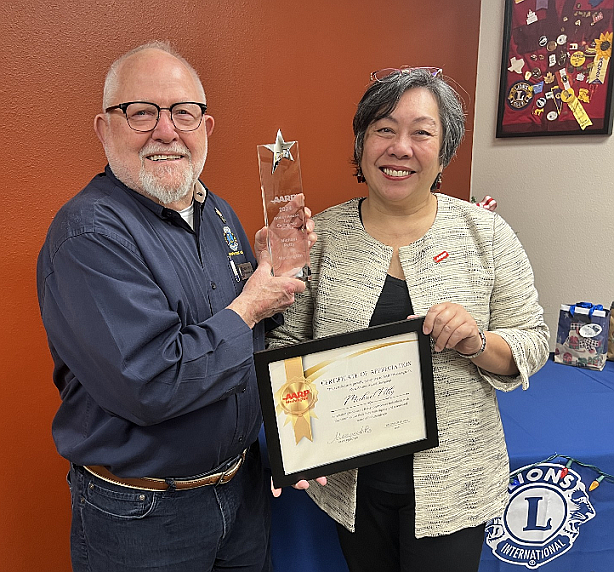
[0,1,481,569]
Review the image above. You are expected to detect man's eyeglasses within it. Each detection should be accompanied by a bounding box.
[105,101,208,132]
[370,67,443,82]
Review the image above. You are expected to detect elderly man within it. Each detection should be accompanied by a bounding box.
[37,42,312,572]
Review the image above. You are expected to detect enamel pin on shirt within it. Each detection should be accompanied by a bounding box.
[215,206,250,281]
[214,207,227,224]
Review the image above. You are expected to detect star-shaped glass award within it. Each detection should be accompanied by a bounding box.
[257,130,310,281]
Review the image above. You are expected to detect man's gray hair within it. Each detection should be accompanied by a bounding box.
[102,41,206,109]
[352,69,466,174]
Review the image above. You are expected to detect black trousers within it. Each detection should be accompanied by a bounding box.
[336,481,485,572]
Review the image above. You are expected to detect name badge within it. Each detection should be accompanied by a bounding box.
[237,262,254,281]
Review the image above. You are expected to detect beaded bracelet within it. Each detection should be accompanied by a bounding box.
[457,329,486,359]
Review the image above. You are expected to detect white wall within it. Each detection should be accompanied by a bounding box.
[471,1,614,349]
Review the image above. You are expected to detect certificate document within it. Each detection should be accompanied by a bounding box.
[255,318,438,488]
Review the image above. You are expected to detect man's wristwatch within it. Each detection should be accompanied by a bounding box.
[457,329,487,359]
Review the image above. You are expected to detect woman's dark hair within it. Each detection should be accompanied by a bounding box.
[352,69,466,176]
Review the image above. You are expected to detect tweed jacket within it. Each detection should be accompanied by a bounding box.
[267,193,550,537]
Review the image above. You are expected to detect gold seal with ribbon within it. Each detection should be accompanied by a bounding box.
[275,356,318,444]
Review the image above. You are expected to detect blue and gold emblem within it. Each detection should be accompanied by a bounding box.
[223,226,239,251]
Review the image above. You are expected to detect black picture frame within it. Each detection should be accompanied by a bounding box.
[255,317,438,488]
[497,0,614,137]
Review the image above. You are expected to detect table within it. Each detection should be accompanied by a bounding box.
[263,358,614,571]
[479,357,614,571]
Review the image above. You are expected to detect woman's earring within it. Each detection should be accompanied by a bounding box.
[431,173,442,191]
[356,167,366,183]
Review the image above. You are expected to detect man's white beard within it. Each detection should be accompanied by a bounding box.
[139,161,196,205]
[106,142,206,206]
[138,143,206,205]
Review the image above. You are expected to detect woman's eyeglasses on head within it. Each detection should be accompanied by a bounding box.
[370,67,443,82]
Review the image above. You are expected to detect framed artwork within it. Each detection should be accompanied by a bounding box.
[254,318,438,488]
[497,0,614,137]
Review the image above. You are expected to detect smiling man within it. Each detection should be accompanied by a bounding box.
[36,42,312,572]
[95,47,212,210]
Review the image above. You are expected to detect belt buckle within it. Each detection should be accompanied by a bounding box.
[216,466,230,485]
[216,449,246,485]
[216,458,235,485]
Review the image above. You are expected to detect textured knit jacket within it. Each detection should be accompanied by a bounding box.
[267,194,550,537]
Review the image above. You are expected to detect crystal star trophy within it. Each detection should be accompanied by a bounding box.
[257,129,310,281]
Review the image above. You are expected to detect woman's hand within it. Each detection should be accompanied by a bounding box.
[271,476,328,498]
[422,302,519,375]
[422,302,482,355]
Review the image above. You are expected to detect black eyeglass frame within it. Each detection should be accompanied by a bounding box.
[104,101,208,132]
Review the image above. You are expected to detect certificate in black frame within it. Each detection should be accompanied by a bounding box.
[497,0,614,137]
[255,317,438,488]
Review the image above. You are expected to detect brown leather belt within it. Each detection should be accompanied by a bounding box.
[84,449,247,492]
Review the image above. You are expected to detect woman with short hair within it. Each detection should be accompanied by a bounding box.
[268,67,549,572]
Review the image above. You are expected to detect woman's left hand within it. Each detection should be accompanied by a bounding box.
[271,475,328,498]
[422,302,482,355]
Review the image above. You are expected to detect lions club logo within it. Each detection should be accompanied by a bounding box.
[507,81,534,110]
[485,463,596,569]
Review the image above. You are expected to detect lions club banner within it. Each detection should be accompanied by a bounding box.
[484,462,597,570]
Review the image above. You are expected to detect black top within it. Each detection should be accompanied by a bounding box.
[359,274,416,494]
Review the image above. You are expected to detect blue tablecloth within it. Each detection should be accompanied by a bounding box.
[264,358,614,571]
[479,358,614,571]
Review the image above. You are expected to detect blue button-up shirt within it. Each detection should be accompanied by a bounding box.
[37,166,266,477]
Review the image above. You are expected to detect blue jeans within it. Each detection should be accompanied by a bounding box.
[68,444,271,572]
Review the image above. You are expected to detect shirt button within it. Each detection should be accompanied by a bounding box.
[238,436,243,443]
[211,282,217,289]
